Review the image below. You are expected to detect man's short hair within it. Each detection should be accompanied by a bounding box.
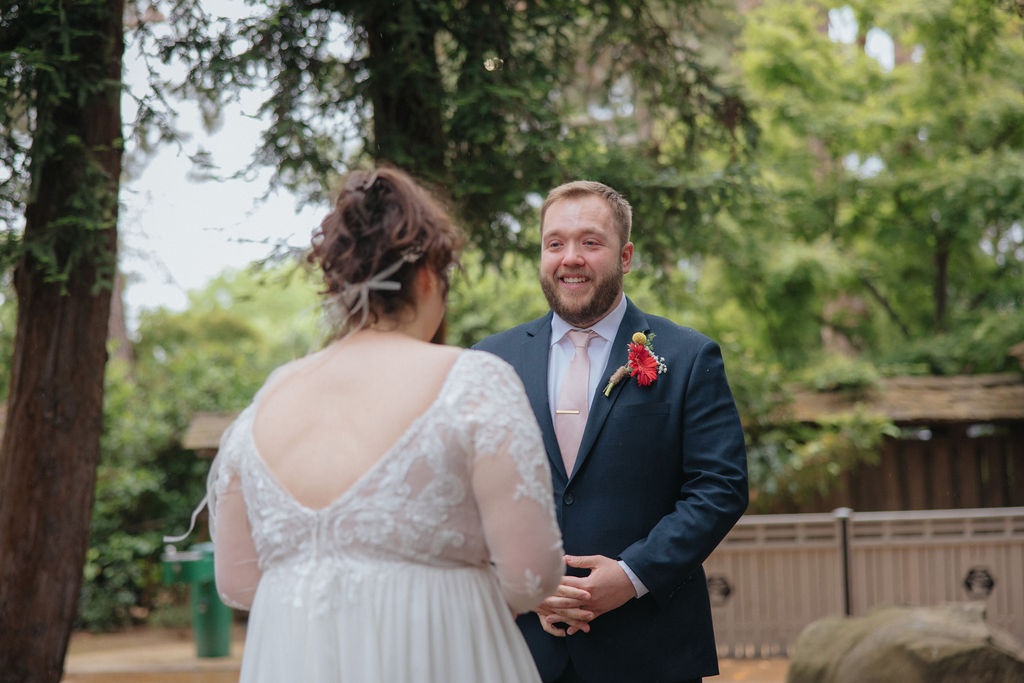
[540,180,632,246]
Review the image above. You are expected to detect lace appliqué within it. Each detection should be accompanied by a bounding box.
[464,353,563,542]
[209,350,562,614]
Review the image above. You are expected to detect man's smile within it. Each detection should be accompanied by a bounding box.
[560,274,591,286]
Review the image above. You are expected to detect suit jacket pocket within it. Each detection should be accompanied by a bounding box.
[615,401,670,418]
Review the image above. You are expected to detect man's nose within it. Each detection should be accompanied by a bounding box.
[563,243,585,265]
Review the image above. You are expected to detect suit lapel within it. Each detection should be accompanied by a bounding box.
[570,299,649,481]
[519,314,565,479]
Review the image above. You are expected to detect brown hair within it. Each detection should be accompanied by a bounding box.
[308,166,465,330]
[540,180,632,246]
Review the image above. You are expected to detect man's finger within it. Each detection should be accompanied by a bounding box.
[544,595,587,609]
[566,622,591,635]
[546,607,594,623]
[564,554,601,569]
[538,594,584,611]
[545,613,592,632]
[553,584,591,601]
[537,612,566,637]
[559,575,591,591]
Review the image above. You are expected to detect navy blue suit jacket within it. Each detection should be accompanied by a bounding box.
[474,299,748,683]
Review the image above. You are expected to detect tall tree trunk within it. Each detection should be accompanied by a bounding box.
[108,269,135,371]
[362,0,447,181]
[0,1,124,681]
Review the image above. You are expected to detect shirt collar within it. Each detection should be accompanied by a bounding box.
[550,293,628,346]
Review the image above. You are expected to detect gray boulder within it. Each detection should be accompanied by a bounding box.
[787,602,1024,683]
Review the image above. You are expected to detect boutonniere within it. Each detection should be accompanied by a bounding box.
[603,331,668,396]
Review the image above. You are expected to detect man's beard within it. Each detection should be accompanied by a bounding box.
[540,263,623,328]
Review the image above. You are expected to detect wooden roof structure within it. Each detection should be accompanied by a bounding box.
[787,373,1024,424]
[183,411,239,455]
[181,373,1024,453]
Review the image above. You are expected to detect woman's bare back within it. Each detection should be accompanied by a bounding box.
[251,331,463,510]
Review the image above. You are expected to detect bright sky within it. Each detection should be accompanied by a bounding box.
[118,3,323,327]
[118,124,321,324]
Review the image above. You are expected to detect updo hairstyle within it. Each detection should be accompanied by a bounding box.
[309,167,465,330]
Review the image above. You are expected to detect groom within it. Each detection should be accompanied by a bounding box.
[475,181,748,683]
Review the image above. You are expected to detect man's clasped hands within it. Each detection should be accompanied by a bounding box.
[534,554,637,637]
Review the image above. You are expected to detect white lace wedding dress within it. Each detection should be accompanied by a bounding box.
[205,350,564,683]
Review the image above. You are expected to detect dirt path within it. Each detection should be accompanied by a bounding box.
[63,627,789,682]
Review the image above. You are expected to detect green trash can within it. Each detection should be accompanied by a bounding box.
[161,542,233,657]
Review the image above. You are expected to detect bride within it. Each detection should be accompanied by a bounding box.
[201,167,565,681]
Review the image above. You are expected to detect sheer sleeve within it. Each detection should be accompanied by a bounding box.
[466,353,564,614]
[207,411,262,610]
[205,362,307,609]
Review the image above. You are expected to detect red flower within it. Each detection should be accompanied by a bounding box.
[627,342,659,386]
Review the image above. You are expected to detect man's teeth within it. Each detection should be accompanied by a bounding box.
[563,276,588,283]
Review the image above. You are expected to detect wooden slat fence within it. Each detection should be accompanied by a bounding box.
[763,424,1024,513]
[703,507,1024,658]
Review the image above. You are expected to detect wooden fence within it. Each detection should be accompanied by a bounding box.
[766,423,1024,513]
[703,507,1024,658]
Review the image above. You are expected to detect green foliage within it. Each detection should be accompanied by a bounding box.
[78,358,205,631]
[444,250,898,512]
[879,308,1024,375]
[0,278,15,401]
[134,264,325,394]
[445,252,550,348]
[143,0,755,262]
[64,4,1024,628]
[745,408,899,513]
[734,0,1024,354]
[0,0,122,287]
[692,329,895,512]
[78,263,323,630]
[713,0,1024,511]
[446,248,711,348]
[795,355,881,393]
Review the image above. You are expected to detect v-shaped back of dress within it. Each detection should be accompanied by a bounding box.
[247,351,463,516]
[207,349,563,683]
[228,351,512,571]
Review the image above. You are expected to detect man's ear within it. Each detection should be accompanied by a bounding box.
[621,242,634,275]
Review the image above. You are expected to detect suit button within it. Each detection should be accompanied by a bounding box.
[564,493,575,505]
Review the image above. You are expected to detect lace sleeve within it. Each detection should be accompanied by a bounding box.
[465,352,564,614]
[207,411,261,610]
[166,363,300,609]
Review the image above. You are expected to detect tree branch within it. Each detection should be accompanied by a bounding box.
[858,275,911,338]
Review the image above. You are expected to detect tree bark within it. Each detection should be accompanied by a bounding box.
[362,0,447,180]
[0,1,124,681]
[108,269,135,370]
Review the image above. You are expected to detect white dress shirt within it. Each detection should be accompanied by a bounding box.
[547,294,649,598]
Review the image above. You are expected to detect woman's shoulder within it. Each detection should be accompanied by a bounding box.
[254,351,325,398]
[448,349,528,402]
[457,347,520,377]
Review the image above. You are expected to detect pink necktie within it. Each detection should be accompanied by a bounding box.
[555,330,596,475]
